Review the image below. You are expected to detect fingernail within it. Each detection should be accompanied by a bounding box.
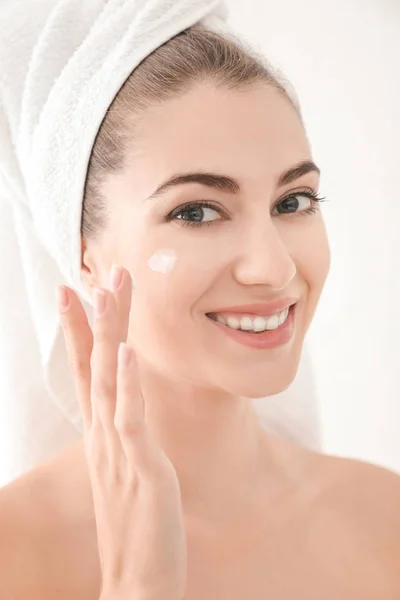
[118,342,132,370]
[110,264,123,292]
[94,288,107,317]
[57,285,69,313]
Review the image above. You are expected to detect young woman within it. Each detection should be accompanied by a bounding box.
[0,23,399,600]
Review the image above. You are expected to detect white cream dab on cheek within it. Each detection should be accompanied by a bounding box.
[147,249,177,274]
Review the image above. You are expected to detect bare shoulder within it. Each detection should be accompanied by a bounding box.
[321,454,400,528]
[0,443,100,599]
[0,464,51,596]
[314,453,400,583]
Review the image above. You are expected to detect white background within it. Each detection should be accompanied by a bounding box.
[227,0,400,473]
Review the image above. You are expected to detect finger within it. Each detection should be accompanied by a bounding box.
[58,285,93,432]
[115,343,151,475]
[108,265,133,343]
[91,287,126,470]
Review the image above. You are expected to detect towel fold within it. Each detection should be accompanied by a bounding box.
[0,0,321,483]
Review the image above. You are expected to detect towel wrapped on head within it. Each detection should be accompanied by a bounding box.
[0,0,321,482]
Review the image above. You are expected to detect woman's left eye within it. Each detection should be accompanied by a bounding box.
[272,192,323,216]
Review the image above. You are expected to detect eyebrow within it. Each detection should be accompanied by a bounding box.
[146,160,320,200]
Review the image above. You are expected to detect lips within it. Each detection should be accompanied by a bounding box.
[206,303,297,350]
[207,306,290,331]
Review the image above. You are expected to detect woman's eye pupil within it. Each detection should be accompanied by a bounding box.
[279,197,299,213]
[183,206,203,221]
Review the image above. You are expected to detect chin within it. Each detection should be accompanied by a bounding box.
[216,362,300,399]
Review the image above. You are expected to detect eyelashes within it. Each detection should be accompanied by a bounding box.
[275,191,327,218]
[166,200,225,229]
[166,190,328,229]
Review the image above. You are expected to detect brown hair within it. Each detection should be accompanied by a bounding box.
[81,24,302,241]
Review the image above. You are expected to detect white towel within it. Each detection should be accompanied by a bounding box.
[0,0,321,483]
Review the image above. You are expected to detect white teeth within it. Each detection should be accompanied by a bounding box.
[239,316,253,331]
[253,316,268,332]
[278,310,286,326]
[226,316,240,329]
[264,314,279,330]
[211,307,290,332]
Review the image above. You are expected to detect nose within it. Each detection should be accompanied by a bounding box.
[233,222,296,291]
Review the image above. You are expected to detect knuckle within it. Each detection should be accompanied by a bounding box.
[114,417,144,438]
[92,377,115,399]
[70,355,88,380]
[93,328,111,346]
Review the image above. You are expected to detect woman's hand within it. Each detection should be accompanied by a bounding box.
[57,266,187,600]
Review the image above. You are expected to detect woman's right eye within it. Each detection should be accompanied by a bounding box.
[167,201,223,228]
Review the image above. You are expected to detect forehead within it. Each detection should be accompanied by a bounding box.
[125,83,312,193]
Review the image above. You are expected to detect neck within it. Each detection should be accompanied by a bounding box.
[136,358,284,527]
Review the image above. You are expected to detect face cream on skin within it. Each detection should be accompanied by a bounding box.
[147,249,177,274]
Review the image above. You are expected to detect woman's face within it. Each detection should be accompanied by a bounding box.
[88,82,330,398]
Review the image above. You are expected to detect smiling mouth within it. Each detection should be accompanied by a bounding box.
[206,305,294,334]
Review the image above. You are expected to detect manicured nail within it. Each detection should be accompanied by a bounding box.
[57,285,69,313]
[94,288,107,317]
[118,342,132,370]
[110,264,123,292]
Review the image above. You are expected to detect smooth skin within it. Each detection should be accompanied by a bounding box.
[59,271,187,600]
[0,267,399,600]
[0,83,399,599]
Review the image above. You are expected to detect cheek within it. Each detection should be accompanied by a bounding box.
[147,249,177,274]
[284,217,330,286]
[309,219,331,289]
[128,252,211,341]
[127,262,210,378]
[296,220,331,327]
[127,242,235,374]
[144,243,230,302]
